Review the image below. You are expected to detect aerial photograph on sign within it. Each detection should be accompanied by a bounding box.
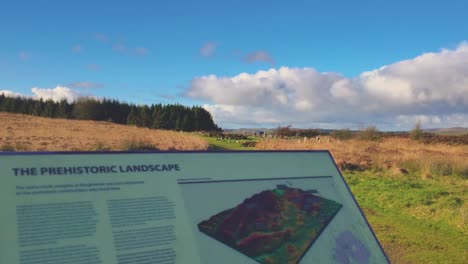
[178,175,373,263]
[198,185,342,264]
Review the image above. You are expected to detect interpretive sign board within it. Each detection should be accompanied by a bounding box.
[0,151,389,264]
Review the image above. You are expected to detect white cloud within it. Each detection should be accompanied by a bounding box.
[187,43,468,129]
[0,90,23,97]
[357,43,468,110]
[187,68,341,108]
[244,50,275,65]
[1,86,90,102]
[199,42,218,57]
[31,86,87,101]
[203,104,283,125]
[396,114,468,128]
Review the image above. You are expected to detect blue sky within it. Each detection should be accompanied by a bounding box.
[1,0,468,130]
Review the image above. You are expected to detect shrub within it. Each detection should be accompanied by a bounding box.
[122,139,159,151]
[410,120,425,141]
[331,129,353,141]
[275,125,294,137]
[14,142,29,151]
[241,141,257,147]
[358,126,381,141]
[0,142,15,151]
[429,160,453,176]
[454,167,468,179]
[295,129,321,138]
[398,159,422,173]
[91,141,111,151]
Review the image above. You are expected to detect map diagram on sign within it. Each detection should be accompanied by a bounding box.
[197,185,342,264]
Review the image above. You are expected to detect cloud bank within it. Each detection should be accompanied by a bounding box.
[1,86,90,102]
[0,90,23,97]
[187,43,468,129]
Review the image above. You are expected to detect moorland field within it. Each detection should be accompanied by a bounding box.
[256,136,467,263]
[0,112,208,151]
[1,112,467,263]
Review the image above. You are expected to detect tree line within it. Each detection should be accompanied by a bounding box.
[0,94,221,132]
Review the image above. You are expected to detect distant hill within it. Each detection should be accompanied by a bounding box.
[424,127,468,135]
[225,126,468,136]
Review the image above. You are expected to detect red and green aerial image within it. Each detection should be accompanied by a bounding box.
[198,185,342,264]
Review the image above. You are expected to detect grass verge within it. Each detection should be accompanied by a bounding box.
[203,136,257,151]
[344,171,467,264]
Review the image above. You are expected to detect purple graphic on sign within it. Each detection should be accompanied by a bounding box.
[335,231,371,264]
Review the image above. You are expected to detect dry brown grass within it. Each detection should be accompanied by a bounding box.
[256,136,468,179]
[0,112,208,151]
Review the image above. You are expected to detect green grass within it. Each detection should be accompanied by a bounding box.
[203,136,257,151]
[344,171,467,264]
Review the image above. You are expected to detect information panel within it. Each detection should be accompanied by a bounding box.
[0,151,389,264]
